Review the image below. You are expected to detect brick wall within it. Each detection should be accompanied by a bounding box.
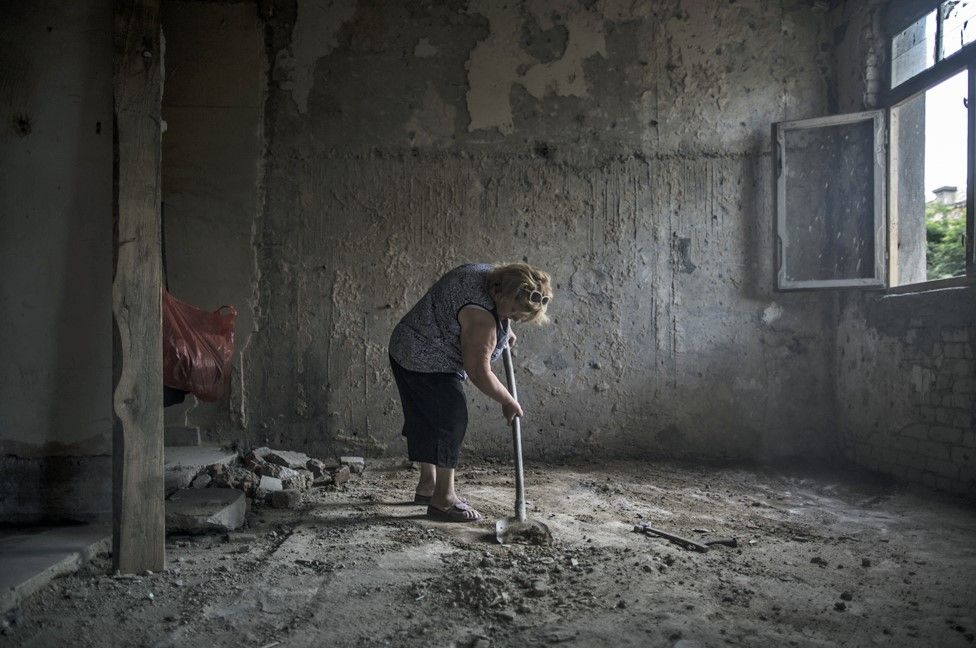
[837,288,976,496]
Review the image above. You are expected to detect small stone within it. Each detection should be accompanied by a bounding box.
[145,592,154,601]
[190,474,211,489]
[471,639,490,648]
[530,579,547,596]
[497,610,516,622]
[331,465,351,485]
[616,599,627,609]
[840,591,853,601]
[306,458,327,478]
[339,456,365,474]
[834,601,846,611]
[810,556,828,568]
[861,558,872,568]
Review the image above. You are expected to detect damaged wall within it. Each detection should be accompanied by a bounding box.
[234,0,843,463]
[0,0,113,522]
[160,0,266,439]
[833,0,976,496]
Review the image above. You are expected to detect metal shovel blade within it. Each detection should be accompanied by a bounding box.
[495,516,553,546]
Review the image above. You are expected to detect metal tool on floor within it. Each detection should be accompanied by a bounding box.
[634,522,711,552]
[495,346,553,546]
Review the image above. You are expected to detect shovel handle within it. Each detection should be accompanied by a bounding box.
[502,346,527,522]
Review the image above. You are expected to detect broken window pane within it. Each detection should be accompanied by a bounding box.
[775,113,885,289]
[941,0,976,59]
[891,10,937,87]
[891,70,969,285]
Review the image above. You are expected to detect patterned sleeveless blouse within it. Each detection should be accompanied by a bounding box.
[389,264,510,378]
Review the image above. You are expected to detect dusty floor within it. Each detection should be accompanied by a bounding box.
[2,459,976,647]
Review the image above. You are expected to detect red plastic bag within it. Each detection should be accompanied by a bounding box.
[162,288,237,402]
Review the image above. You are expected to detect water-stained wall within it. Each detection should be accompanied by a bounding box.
[238,0,843,462]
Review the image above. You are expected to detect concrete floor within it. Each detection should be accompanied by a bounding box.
[2,460,975,647]
[0,525,109,616]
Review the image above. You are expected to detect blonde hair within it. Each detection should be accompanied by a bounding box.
[487,262,553,324]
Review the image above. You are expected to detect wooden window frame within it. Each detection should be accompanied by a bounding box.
[884,1,976,288]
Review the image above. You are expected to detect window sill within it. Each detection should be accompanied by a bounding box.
[885,275,975,296]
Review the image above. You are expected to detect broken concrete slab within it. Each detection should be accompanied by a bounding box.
[165,488,245,534]
[0,525,110,614]
[265,450,312,469]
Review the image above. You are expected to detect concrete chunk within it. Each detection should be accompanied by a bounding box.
[265,450,312,469]
[165,488,245,534]
[339,456,365,474]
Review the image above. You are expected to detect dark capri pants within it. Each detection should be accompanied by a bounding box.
[389,355,468,468]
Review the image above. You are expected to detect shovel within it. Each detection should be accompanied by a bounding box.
[495,346,553,546]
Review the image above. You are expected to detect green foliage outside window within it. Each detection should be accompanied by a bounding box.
[925,201,967,279]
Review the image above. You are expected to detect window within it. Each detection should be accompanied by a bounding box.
[773,0,976,291]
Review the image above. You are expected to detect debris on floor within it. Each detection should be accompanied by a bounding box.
[164,446,362,533]
[6,460,976,648]
[165,488,245,534]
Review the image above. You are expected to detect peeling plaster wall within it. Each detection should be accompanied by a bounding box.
[243,0,843,463]
[160,0,266,439]
[0,0,113,522]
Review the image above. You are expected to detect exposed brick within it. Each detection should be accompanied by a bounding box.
[892,437,920,453]
[928,425,963,445]
[917,440,950,460]
[952,377,976,394]
[944,343,969,358]
[925,457,959,478]
[950,445,976,466]
[935,409,958,425]
[943,359,974,376]
[936,374,955,391]
[946,394,973,408]
[901,423,929,440]
[942,329,969,343]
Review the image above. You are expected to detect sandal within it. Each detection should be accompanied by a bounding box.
[414,492,432,504]
[426,499,483,522]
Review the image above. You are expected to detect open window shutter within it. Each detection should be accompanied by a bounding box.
[773,110,887,290]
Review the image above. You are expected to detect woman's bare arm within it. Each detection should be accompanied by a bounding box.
[458,307,523,423]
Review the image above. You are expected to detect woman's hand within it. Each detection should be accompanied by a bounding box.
[502,399,523,424]
[507,330,517,347]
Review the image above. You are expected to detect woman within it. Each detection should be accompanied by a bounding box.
[389,262,553,522]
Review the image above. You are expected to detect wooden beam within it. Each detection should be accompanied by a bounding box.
[112,0,164,574]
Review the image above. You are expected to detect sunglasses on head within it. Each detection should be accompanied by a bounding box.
[527,290,551,306]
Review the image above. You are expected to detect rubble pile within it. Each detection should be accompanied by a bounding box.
[202,448,361,504]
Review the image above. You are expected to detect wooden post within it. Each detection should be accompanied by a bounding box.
[112,0,164,573]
